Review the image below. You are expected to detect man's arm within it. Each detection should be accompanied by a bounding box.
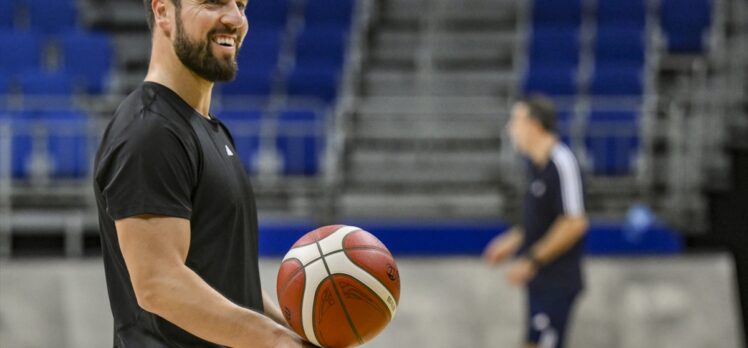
[506,215,588,285]
[528,215,587,265]
[482,226,524,265]
[116,214,305,348]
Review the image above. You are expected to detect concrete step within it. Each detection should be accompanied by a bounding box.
[353,112,505,140]
[358,96,510,115]
[363,71,516,96]
[339,189,504,218]
[348,150,503,184]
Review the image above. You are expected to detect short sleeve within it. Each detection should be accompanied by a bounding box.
[96,114,198,220]
[552,146,585,217]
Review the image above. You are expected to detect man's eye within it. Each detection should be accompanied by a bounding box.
[237,2,246,11]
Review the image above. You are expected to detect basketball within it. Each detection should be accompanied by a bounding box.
[276,225,401,348]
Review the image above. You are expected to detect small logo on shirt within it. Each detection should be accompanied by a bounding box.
[530,180,546,197]
[225,145,234,156]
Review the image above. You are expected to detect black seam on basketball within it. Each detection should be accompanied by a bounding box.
[333,272,393,321]
[281,247,394,295]
[342,249,399,311]
[313,233,364,345]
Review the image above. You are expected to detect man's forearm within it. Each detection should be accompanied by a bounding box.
[140,265,290,347]
[528,216,588,265]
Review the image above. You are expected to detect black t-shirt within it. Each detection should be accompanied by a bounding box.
[517,143,586,294]
[93,82,264,347]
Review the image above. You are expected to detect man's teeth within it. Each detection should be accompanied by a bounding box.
[214,37,235,47]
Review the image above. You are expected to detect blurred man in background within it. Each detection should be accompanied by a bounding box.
[484,95,588,348]
[92,0,310,346]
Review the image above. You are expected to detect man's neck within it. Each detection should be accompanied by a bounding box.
[144,47,213,118]
[528,134,557,168]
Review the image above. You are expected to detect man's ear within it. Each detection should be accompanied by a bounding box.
[153,0,173,38]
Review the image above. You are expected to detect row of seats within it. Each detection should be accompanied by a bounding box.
[219,108,326,175]
[0,30,113,94]
[0,108,327,179]
[0,0,78,33]
[524,0,663,176]
[531,0,712,53]
[220,0,356,104]
[556,110,640,176]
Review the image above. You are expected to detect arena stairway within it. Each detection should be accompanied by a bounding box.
[337,0,521,218]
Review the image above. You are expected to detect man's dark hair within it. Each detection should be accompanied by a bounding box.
[516,95,557,133]
[143,0,181,31]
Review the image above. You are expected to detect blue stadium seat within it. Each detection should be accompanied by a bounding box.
[303,0,355,29]
[237,28,282,70]
[0,0,14,29]
[594,27,646,69]
[221,68,274,97]
[294,27,348,70]
[597,0,646,27]
[19,70,76,95]
[6,116,33,178]
[276,108,324,175]
[589,67,643,96]
[0,31,43,74]
[532,0,582,28]
[0,72,9,94]
[529,28,580,69]
[26,0,78,34]
[286,67,339,103]
[59,31,113,94]
[218,109,262,173]
[40,110,89,178]
[523,67,578,96]
[246,0,289,29]
[661,0,712,52]
[585,110,640,175]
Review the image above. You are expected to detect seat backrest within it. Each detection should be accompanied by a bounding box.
[275,108,324,175]
[26,0,78,34]
[597,0,646,27]
[39,109,89,178]
[0,0,14,29]
[19,70,75,96]
[304,0,355,29]
[532,0,582,28]
[237,29,283,69]
[594,27,645,67]
[529,28,580,69]
[286,67,339,103]
[590,67,643,96]
[0,31,43,74]
[246,0,290,29]
[220,69,274,96]
[523,67,578,96]
[59,31,113,94]
[294,26,348,69]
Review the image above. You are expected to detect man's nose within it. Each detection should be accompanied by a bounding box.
[221,2,245,28]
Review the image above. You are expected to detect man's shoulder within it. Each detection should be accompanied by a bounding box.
[110,84,195,140]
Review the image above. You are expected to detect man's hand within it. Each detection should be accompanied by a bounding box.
[505,258,537,286]
[483,228,523,265]
[272,326,318,348]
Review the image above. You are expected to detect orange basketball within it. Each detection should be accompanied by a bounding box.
[276,225,401,348]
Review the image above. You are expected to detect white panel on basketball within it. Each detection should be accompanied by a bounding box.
[282,241,321,266]
[324,252,398,317]
[316,225,362,255]
[300,259,327,347]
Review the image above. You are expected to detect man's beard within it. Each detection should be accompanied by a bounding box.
[173,15,240,82]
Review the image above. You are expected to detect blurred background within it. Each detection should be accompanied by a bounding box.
[0,0,746,346]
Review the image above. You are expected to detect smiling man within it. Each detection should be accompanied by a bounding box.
[93,0,310,346]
